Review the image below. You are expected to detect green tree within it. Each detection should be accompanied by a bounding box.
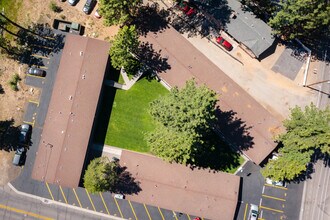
[109,25,140,75]
[262,103,330,181]
[146,80,218,164]
[83,157,119,193]
[99,0,142,26]
[269,0,330,40]
[241,0,276,20]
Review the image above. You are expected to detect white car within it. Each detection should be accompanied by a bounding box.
[249,204,259,220]
[265,178,286,187]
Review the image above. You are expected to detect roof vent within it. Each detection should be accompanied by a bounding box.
[82,74,86,79]
[80,51,84,56]
[69,95,73,100]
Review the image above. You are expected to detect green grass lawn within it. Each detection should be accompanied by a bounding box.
[105,78,169,152]
[226,156,245,173]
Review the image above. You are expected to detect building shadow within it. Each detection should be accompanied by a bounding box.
[215,108,254,151]
[233,177,243,220]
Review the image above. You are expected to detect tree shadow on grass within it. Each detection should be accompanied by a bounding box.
[132,3,170,37]
[113,166,141,195]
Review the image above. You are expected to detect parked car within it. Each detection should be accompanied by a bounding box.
[114,194,125,199]
[216,36,233,51]
[94,9,101,18]
[83,0,96,14]
[193,218,201,220]
[12,147,25,166]
[249,204,259,220]
[177,1,196,16]
[265,177,286,187]
[27,67,46,77]
[68,0,78,6]
[19,124,31,144]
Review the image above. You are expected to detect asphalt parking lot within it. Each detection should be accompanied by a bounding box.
[12,30,206,220]
[236,161,303,220]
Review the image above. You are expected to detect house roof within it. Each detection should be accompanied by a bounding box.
[31,35,109,187]
[225,0,275,57]
[121,150,241,220]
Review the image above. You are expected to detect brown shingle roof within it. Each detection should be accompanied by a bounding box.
[121,150,240,220]
[32,35,109,187]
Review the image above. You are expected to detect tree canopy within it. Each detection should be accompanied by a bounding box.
[99,0,142,26]
[269,0,330,40]
[145,80,218,164]
[109,25,140,75]
[262,103,330,181]
[83,157,119,193]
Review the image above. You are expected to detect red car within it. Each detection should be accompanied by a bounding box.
[216,36,233,51]
[193,218,201,220]
[177,1,196,16]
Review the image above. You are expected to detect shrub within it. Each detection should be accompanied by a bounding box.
[8,74,21,91]
[49,2,62,13]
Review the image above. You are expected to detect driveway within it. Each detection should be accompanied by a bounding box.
[140,26,282,164]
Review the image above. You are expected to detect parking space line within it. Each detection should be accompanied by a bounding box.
[158,207,165,220]
[99,193,110,215]
[59,186,68,204]
[45,183,54,201]
[262,194,286,201]
[29,100,39,107]
[264,184,288,190]
[143,204,152,220]
[186,213,191,220]
[173,211,178,220]
[113,197,123,218]
[85,189,96,211]
[72,188,82,208]
[260,205,284,213]
[128,200,138,220]
[27,74,45,79]
[243,203,248,220]
[32,54,50,59]
[23,120,35,127]
[38,66,48,70]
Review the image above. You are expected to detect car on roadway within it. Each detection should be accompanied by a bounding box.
[12,147,25,166]
[249,204,259,220]
[27,67,46,77]
[216,36,233,51]
[19,124,31,144]
[83,0,96,14]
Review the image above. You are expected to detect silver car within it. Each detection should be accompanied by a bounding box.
[249,204,259,220]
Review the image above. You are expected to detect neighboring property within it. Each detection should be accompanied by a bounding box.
[121,150,241,220]
[225,0,275,58]
[32,35,110,187]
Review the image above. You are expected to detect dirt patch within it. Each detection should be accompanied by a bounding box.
[0,151,21,186]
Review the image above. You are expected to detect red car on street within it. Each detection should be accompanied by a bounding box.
[216,36,233,51]
[177,1,196,16]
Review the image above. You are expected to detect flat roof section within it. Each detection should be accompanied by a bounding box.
[32,35,110,187]
[121,150,240,220]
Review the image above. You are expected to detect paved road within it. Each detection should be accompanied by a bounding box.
[0,185,116,220]
[300,160,330,220]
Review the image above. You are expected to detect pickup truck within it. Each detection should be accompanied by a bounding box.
[52,19,83,35]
